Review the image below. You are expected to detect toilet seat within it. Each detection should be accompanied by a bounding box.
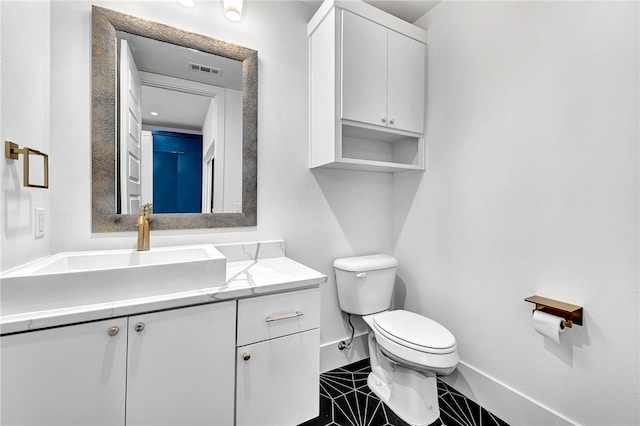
[363,310,459,375]
[372,310,457,354]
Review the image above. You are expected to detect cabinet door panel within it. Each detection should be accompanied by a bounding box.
[1,318,128,426]
[341,10,387,126]
[387,30,426,133]
[236,329,320,426]
[126,301,236,426]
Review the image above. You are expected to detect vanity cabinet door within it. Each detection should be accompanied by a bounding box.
[126,301,236,426]
[236,328,320,426]
[0,318,128,426]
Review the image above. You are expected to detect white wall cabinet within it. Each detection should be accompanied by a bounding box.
[309,0,427,172]
[341,10,425,134]
[0,302,236,426]
[1,318,128,426]
[235,288,321,426]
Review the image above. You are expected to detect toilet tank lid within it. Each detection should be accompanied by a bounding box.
[333,254,398,272]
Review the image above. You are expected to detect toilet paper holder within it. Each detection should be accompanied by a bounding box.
[525,296,583,328]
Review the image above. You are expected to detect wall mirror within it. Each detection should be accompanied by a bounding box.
[92,6,257,232]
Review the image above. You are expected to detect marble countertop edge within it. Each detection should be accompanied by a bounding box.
[1,257,327,335]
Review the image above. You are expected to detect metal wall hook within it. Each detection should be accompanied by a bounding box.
[5,141,49,188]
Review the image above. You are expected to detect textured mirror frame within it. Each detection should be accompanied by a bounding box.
[92,6,257,232]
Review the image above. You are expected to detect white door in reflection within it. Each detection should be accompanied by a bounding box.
[119,39,142,214]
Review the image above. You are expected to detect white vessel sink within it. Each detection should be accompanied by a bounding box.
[0,245,226,316]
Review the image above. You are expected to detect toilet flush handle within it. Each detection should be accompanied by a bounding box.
[355,272,367,278]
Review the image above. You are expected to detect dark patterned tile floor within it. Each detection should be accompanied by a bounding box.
[299,359,509,426]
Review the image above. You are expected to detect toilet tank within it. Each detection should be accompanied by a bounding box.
[333,254,398,315]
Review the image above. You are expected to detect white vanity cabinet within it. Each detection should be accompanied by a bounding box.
[126,301,236,426]
[309,0,427,172]
[1,318,129,426]
[0,301,236,426]
[1,244,327,426]
[235,287,320,426]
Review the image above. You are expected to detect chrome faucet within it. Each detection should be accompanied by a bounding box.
[136,203,152,251]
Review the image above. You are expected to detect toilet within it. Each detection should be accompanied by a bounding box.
[333,254,458,426]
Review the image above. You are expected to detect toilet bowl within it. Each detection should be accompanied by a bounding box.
[333,255,459,426]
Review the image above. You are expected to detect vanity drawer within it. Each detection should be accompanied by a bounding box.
[237,287,320,346]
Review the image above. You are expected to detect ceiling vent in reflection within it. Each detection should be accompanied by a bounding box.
[188,63,222,76]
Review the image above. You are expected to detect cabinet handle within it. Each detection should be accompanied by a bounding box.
[134,322,145,332]
[242,352,251,361]
[390,119,396,125]
[107,326,120,337]
[381,117,387,124]
[265,311,304,322]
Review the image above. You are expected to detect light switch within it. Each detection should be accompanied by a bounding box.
[35,208,45,238]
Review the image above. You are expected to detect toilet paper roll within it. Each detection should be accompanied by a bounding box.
[532,310,565,344]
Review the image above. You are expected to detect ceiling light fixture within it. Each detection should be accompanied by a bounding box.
[177,0,195,7]
[223,0,243,21]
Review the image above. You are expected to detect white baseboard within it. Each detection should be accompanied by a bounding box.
[320,332,369,373]
[441,361,577,426]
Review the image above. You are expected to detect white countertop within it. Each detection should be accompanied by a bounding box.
[0,256,327,335]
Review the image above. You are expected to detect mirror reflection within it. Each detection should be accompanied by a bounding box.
[117,32,243,215]
[91,6,257,232]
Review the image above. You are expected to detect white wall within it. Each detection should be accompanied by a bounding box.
[395,2,639,425]
[45,1,392,357]
[0,0,51,271]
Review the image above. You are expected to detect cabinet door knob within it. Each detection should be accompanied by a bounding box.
[134,322,145,332]
[242,352,251,361]
[381,117,387,124]
[390,119,396,125]
[107,326,120,337]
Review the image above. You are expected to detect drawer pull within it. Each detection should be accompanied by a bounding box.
[265,311,304,323]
